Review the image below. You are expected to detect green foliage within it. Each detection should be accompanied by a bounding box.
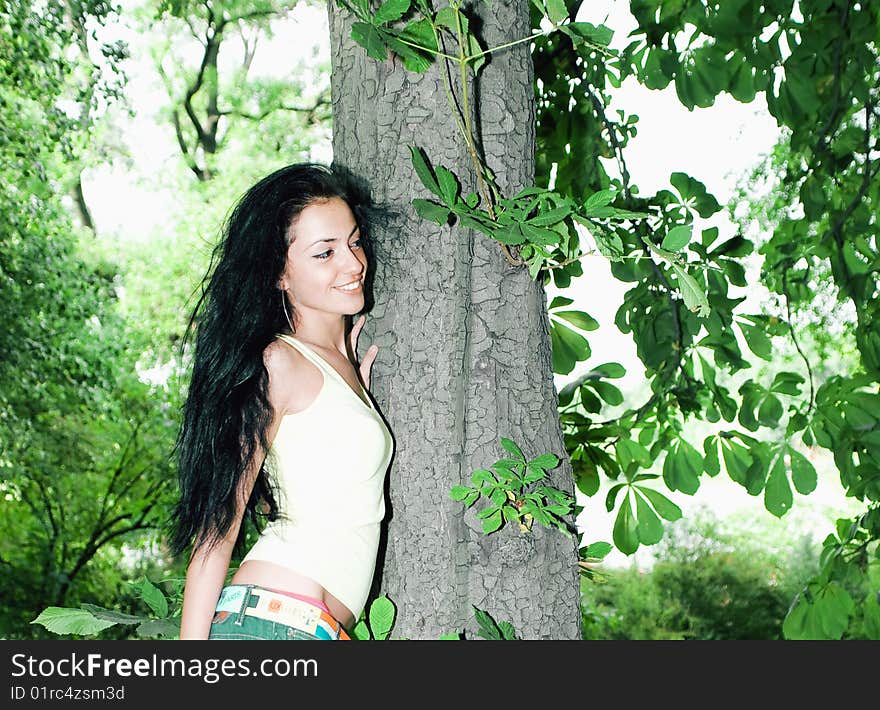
[351,594,397,640]
[582,511,821,640]
[0,0,182,639]
[450,438,573,535]
[783,511,880,639]
[32,577,183,639]
[409,147,710,317]
[440,606,518,640]
[473,606,518,640]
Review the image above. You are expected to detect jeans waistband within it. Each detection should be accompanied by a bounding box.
[214,584,350,640]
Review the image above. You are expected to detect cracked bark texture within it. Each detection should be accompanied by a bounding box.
[328,0,580,639]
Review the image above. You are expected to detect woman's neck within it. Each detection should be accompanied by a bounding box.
[288,314,348,353]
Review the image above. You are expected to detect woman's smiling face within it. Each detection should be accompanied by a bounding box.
[279,197,367,328]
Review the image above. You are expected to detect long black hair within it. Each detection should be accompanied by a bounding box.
[167,163,369,559]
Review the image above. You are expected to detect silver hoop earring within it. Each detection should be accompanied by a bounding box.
[281,290,295,333]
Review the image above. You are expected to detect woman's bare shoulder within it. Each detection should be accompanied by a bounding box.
[262,337,322,415]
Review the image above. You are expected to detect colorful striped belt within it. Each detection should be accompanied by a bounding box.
[215,585,351,640]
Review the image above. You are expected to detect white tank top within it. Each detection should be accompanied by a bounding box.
[241,333,393,620]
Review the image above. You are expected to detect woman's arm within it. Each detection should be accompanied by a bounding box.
[178,471,257,640]
[178,342,293,640]
[178,520,243,640]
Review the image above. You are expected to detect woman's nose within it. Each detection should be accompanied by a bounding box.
[345,244,366,270]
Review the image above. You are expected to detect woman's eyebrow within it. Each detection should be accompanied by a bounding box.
[308,224,359,247]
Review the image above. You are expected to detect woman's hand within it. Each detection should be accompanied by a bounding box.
[349,314,379,389]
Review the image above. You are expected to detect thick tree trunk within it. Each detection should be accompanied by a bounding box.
[329,0,580,639]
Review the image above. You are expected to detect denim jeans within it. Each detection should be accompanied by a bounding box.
[207,584,350,641]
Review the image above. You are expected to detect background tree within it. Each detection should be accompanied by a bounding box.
[151,0,329,181]
[328,0,582,639]
[0,0,179,637]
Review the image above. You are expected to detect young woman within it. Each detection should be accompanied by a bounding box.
[168,164,394,640]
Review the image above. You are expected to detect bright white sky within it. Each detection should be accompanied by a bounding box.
[85,1,860,569]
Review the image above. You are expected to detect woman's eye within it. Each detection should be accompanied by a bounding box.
[350,239,362,250]
[315,250,332,260]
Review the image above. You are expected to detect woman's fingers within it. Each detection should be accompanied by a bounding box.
[349,314,366,352]
[349,315,378,387]
[359,344,379,389]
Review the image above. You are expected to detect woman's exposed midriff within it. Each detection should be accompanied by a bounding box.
[231,559,355,630]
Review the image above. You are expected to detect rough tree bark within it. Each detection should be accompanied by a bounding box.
[328,0,580,639]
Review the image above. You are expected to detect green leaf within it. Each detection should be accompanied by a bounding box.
[721,439,752,487]
[79,604,143,625]
[471,468,496,486]
[605,482,626,512]
[528,452,559,469]
[555,309,598,331]
[438,631,462,640]
[473,606,502,640]
[351,21,388,61]
[373,0,411,24]
[612,492,639,555]
[544,0,568,24]
[615,438,651,473]
[788,448,818,495]
[500,437,525,460]
[528,205,571,226]
[771,371,805,396]
[801,583,854,639]
[757,394,783,427]
[368,595,396,640]
[135,618,180,639]
[739,322,773,361]
[351,619,371,640]
[764,454,792,517]
[450,485,471,500]
[703,435,720,476]
[399,17,438,53]
[412,198,451,223]
[594,362,626,378]
[435,165,459,205]
[409,145,441,196]
[862,590,880,639]
[383,35,433,72]
[31,608,116,637]
[634,490,664,544]
[563,21,613,47]
[134,577,168,618]
[580,541,612,560]
[520,223,560,246]
[573,456,600,496]
[633,486,682,521]
[550,319,590,374]
[729,59,756,102]
[593,381,623,405]
[549,296,574,309]
[662,438,702,495]
[583,189,616,214]
[466,31,486,73]
[670,262,709,317]
[498,621,517,640]
[481,508,503,533]
[661,224,692,251]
